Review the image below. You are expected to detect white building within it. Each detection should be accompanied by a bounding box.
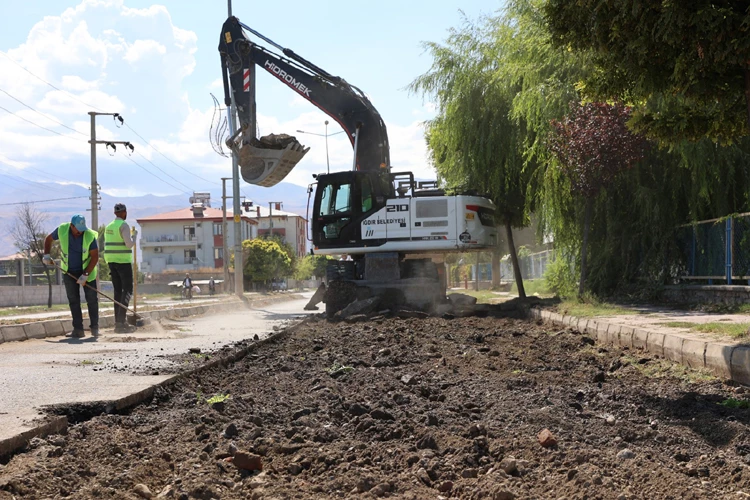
[249,204,308,258]
[136,205,258,273]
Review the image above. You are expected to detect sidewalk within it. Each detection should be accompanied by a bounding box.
[0,292,269,323]
[531,302,750,386]
[0,291,301,344]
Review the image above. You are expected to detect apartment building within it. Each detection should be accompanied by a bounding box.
[250,204,308,258]
[136,204,257,274]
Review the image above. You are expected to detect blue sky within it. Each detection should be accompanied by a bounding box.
[0,0,501,199]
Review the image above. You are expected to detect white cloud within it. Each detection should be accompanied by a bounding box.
[123,39,166,64]
[60,75,99,91]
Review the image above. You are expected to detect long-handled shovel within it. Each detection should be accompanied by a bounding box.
[51,261,149,327]
[129,233,141,327]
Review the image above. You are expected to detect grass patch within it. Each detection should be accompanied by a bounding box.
[721,398,750,409]
[0,304,71,317]
[509,279,553,297]
[80,359,102,365]
[660,321,750,339]
[206,393,231,405]
[447,289,506,304]
[558,300,638,318]
[621,355,715,384]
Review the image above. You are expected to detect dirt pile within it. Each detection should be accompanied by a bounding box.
[3,315,750,499]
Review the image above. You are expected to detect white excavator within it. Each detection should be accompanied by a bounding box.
[218,16,497,316]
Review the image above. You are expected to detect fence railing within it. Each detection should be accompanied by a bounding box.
[677,213,750,284]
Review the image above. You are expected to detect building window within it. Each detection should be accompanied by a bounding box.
[184,249,196,263]
[183,225,195,241]
[214,248,224,260]
[213,223,223,236]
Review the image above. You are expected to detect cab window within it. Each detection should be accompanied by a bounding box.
[319,182,351,216]
[361,177,373,212]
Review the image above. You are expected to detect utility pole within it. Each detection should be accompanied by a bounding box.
[268,202,283,238]
[226,0,250,299]
[89,111,133,282]
[221,177,232,292]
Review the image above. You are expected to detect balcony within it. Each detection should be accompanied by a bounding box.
[141,234,197,247]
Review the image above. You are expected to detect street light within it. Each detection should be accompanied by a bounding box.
[296,120,345,174]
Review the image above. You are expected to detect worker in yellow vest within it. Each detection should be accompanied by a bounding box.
[103,203,136,333]
[43,214,99,338]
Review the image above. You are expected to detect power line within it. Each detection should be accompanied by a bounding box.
[132,149,196,193]
[0,52,105,113]
[1,53,230,196]
[0,196,89,207]
[0,104,82,139]
[0,88,88,136]
[123,154,191,195]
[124,122,220,186]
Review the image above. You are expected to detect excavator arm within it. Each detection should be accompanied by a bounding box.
[219,16,390,184]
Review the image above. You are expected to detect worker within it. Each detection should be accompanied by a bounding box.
[42,215,99,338]
[208,277,216,296]
[103,203,136,333]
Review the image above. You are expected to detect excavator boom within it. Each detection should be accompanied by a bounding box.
[219,17,390,185]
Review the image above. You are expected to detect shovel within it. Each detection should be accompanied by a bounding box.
[128,232,143,327]
[51,260,149,327]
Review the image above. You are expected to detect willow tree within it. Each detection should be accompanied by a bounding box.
[410,13,536,297]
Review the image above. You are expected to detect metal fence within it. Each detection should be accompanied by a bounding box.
[676,213,750,284]
[0,261,60,287]
[461,249,554,283]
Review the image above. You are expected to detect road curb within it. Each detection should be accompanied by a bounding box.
[0,311,313,460]
[531,307,747,385]
[0,294,302,345]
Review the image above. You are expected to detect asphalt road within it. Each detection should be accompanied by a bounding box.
[0,294,314,446]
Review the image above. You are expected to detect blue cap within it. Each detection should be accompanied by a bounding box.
[71,214,87,232]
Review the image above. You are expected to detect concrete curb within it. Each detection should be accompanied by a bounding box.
[531,307,748,385]
[0,311,312,459]
[0,294,302,345]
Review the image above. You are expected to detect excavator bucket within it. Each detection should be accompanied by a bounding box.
[231,132,310,187]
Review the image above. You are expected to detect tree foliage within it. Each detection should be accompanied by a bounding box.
[242,239,292,283]
[10,203,55,307]
[549,103,647,198]
[543,0,750,144]
[548,102,647,295]
[294,254,333,280]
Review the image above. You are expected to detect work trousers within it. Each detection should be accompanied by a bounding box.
[62,271,98,331]
[109,262,133,325]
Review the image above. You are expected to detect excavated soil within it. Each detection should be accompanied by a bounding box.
[3,315,750,499]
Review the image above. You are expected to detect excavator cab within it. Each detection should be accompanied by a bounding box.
[312,170,393,250]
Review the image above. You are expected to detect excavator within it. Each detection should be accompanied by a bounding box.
[219,16,498,316]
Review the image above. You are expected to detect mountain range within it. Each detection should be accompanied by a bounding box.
[0,179,310,259]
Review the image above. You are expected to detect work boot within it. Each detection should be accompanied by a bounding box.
[90,327,100,337]
[114,323,136,334]
[66,329,85,338]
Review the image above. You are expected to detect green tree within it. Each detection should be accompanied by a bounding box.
[262,234,297,278]
[548,102,647,296]
[294,254,333,280]
[410,11,536,298]
[543,0,750,144]
[242,239,292,284]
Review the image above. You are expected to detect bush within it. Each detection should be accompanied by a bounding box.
[544,254,577,299]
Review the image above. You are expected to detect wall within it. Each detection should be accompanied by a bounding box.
[663,285,750,306]
[0,285,68,307]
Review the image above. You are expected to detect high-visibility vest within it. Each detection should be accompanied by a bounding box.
[103,219,133,264]
[58,223,98,282]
